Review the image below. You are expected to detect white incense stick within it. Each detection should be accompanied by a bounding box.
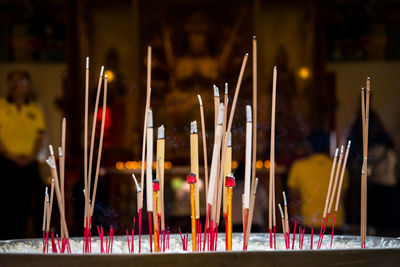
[244,105,252,209]
[146,109,154,212]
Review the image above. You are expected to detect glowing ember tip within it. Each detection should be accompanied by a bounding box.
[86,57,89,69]
[100,66,104,77]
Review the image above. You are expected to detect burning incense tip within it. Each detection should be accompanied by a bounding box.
[49,145,54,156]
[227,131,232,147]
[253,178,259,195]
[367,76,370,80]
[347,140,352,148]
[246,105,252,122]
[190,121,197,134]
[132,174,141,193]
[245,53,249,56]
[253,35,256,39]
[100,66,104,77]
[340,145,344,154]
[147,109,153,128]
[213,85,219,97]
[225,83,228,95]
[273,65,277,70]
[157,125,165,139]
[217,103,224,125]
[278,204,284,218]
[197,95,203,106]
[105,74,108,79]
[335,148,339,157]
[282,191,287,206]
[45,157,55,169]
[86,57,89,69]
[58,147,63,157]
[361,86,365,91]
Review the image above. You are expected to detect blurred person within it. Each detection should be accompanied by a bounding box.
[0,70,45,239]
[232,163,268,233]
[288,130,348,231]
[346,110,399,236]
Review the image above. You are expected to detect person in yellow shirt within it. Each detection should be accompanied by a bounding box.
[288,130,348,231]
[0,70,45,239]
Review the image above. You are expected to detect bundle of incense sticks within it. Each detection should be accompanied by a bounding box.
[45,146,71,253]
[81,57,108,253]
[317,141,351,249]
[269,66,277,249]
[361,77,370,248]
[138,46,152,253]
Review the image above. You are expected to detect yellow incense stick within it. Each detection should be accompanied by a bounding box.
[190,121,200,220]
[153,180,159,252]
[187,173,197,251]
[223,132,232,216]
[225,174,235,251]
[156,125,165,230]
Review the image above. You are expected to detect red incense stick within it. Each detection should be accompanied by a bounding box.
[292,220,297,249]
[310,227,314,249]
[138,208,142,253]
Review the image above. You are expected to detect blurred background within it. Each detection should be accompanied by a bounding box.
[0,0,400,239]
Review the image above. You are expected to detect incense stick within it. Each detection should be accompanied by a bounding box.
[157,125,165,231]
[60,118,66,238]
[244,178,258,249]
[269,66,277,248]
[190,121,200,221]
[223,131,232,217]
[331,141,351,246]
[225,174,235,251]
[84,57,89,228]
[139,46,152,212]
[198,95,209,205]
[146,109,154,213]
[251,35,258,212]
[90,75,108,217]
[244,105,252,210]
[216,84,229,225]
[87,66,104,221]
[187,173,197,251]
